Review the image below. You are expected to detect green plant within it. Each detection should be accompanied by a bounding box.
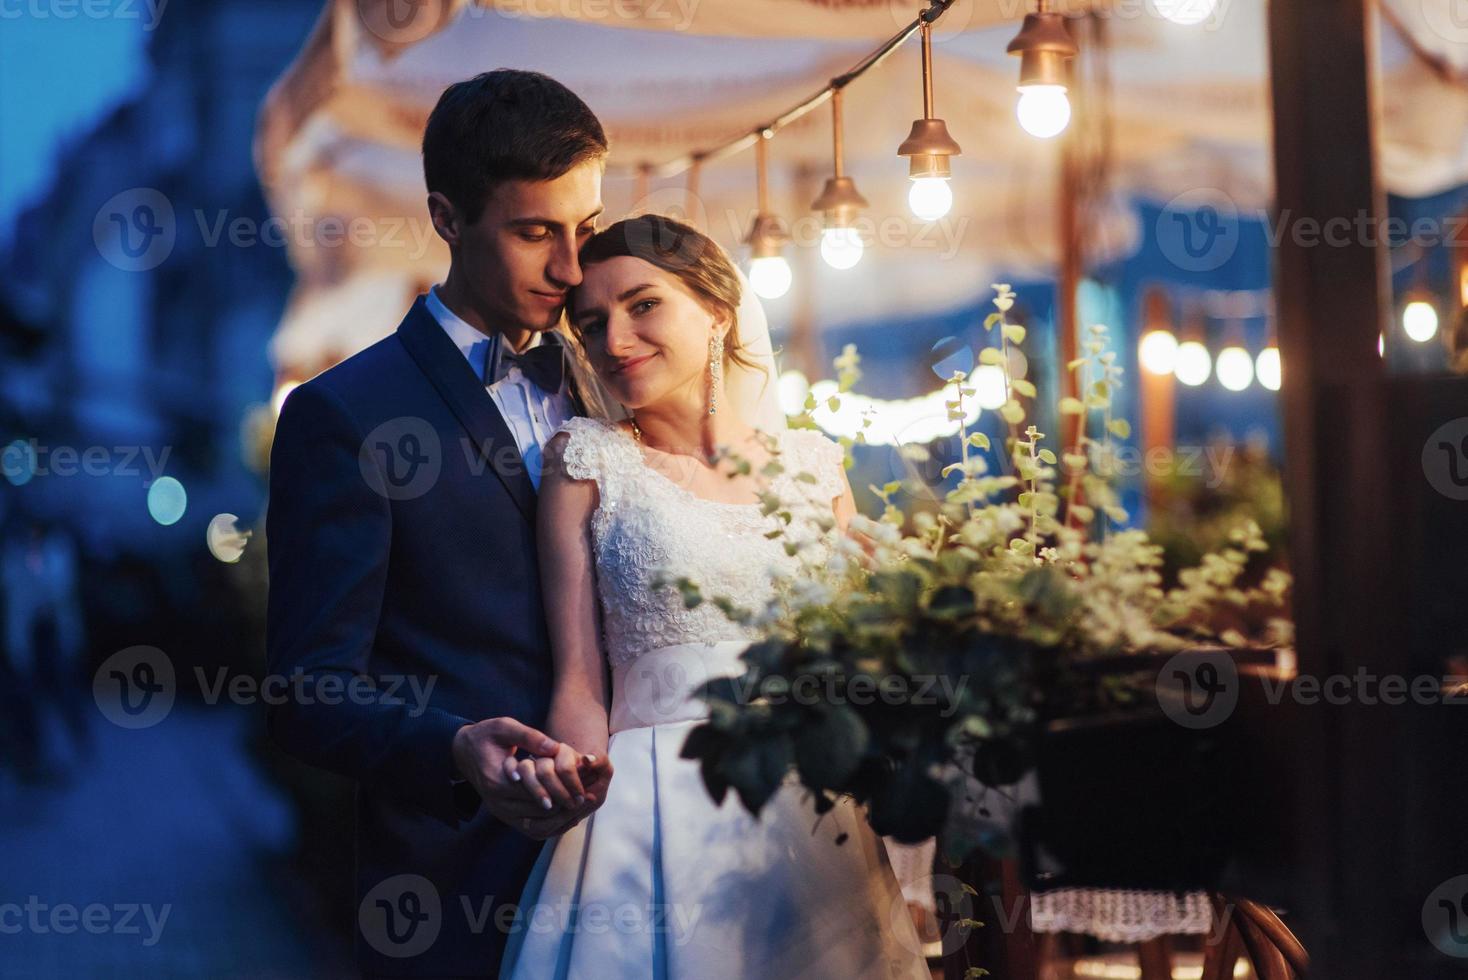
[674,286,1292,855]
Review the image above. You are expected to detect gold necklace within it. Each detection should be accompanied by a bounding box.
[627,414,755,458]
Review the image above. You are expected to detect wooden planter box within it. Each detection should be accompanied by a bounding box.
[1016,647,1282,893]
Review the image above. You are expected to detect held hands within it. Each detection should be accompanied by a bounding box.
[452,717,613,840]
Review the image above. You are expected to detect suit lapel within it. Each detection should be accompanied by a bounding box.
[397,297,537,526]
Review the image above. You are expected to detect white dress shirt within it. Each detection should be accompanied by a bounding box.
[425,286,575,490]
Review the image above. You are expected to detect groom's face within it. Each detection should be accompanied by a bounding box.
[443,160,604,332]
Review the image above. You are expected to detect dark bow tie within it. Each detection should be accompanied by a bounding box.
[493,333,565,393]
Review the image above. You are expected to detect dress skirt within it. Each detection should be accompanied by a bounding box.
[499,640,930,980]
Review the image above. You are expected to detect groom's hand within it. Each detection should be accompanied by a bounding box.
[452,717,569,827]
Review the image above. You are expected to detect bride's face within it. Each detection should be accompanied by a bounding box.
[572,255,728,410]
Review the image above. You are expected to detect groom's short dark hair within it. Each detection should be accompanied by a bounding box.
[423,70,608,222]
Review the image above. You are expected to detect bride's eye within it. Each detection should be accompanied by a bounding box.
[631,298,659,315]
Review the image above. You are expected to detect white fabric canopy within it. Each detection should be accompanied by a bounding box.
[256,0,1468,375]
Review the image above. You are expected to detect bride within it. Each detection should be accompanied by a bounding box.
[498,214,929,980]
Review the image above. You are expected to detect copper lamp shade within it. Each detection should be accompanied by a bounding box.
[810,176,870,228]
[1006,11,1078,88]
[897,118,963,179]
[743,212,789,259]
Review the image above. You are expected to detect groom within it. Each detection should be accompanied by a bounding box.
[266,70,612,976]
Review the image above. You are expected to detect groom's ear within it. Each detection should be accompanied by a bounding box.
[427,191,464,247]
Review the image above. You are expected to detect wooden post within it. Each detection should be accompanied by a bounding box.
[789,163,823,381]
[1266,0,1403,974]
[1057,105,1081,435]
[1139,287,1177,485]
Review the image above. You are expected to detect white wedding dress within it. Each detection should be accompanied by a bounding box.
[499,415,930,980]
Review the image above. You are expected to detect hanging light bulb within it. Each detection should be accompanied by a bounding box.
[908,178,953,222]
[1015,87,1072,139]
[749,253,793,299]
[1138,329,1179,375]
[1216,346,1254,391]
[820,227,864,270]
[745,131,792,299]
[897,19,962,221]
[1006,0,1078,140]
[1402,298,1439,343]
[1256,346,1281,391]
[1174,341,1212,386]
[812,88,869,271]
[1151,0,1218,26]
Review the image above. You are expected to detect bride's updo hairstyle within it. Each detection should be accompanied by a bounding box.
[568,214,766,380]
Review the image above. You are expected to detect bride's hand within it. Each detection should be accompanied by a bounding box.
[510,742,610,812]
[575,752,614,810]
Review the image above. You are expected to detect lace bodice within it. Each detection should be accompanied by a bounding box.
[555,416,847,668]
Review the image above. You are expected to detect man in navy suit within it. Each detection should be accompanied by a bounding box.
[266,70,613,977]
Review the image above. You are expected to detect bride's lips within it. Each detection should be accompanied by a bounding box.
[612,353,657,375]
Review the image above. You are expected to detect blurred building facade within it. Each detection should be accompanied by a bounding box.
[0,0,318,672]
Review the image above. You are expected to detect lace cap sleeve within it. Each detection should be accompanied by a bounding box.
[786,428,846,502]
[554,416,609,484]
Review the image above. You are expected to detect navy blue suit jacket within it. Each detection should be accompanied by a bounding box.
[266,297,584,976]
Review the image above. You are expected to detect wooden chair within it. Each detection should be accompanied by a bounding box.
[1200,893,1309,980]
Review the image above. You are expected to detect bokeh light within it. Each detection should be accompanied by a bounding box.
[1174,341,1212,386]
[147,476,188,526]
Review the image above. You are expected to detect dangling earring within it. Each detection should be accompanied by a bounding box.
[707,332,725,415]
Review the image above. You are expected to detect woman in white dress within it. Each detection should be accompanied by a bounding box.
[498,215,929,980]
